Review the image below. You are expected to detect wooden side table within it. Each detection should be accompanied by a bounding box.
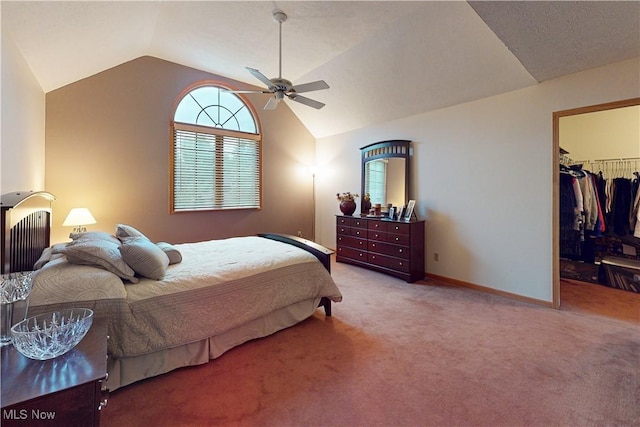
[1,316,108,426]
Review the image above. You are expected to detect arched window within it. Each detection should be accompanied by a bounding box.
[170,84,261,212]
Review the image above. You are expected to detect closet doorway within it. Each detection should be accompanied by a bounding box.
[552,97,640,310]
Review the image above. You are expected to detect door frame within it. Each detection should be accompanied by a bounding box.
[552,97,640,308]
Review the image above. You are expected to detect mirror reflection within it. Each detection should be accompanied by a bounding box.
[364,158,406,208]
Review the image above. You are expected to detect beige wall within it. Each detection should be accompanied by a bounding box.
[46,56,315,244]
[559,105,640,161]
[1,31,46,193]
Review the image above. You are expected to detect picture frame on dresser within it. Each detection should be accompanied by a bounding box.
[404,200,416,222]
[388,207,396,220]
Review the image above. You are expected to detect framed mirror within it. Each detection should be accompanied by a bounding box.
[361,140,410,216]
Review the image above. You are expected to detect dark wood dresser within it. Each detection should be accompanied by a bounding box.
[336,215,425,282]
[1,317,109,426]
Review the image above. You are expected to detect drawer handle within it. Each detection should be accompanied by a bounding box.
[371,255,376,259]
[355,231,360,235]
[395,226,400,230]
[359,253,364,257]
[359,241,363,245]
[372,243,376,247]
[399,262,403,266]
[395,237,400,241]
[398,249,403,253]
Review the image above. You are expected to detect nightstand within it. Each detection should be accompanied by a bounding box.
[1,316,109,426]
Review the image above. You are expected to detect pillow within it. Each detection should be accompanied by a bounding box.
[69,231,120,244]
[36,243,69,269]
[57,238,138,283]
[115,224,148,240]
[33,247,54,270]
[156,242,182,265]
[119,237,170,280]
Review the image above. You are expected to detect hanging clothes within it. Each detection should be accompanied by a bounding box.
[632,172,640,238]
[610,178,633,236]
[559,168,583,259]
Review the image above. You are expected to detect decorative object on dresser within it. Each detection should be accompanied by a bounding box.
[361,193,372,215]
[336,215,425,282]
[11,308,94,360]
[336,192,359,216]
[404,199,416,222]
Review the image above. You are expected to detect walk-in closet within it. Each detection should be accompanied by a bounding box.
[558,101,640,295]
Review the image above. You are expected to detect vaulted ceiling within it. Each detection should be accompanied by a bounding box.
[3,1,638,138]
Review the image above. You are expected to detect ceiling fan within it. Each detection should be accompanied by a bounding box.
[227,9,329,110]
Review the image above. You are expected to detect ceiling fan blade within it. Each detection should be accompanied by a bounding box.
[264,96,281,110]
[246,67,275,90]
[287,93,325,109]
[222,89,272,94]
[291,80,330,94]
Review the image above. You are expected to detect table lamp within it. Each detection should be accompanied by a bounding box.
[62,208,97,233]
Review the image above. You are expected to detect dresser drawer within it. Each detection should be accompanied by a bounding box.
[337,245,367,261]
[368,240,411,260]
[337,217,367,229]
[368,252,410,273]
[387,222,410,235]
[367,229,386,241]
[337,225,368,237]
[337,235,367,249]
[367,220,387,232]
[386,232,410,245]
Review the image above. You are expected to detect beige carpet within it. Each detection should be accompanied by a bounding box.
[102,261,640,427]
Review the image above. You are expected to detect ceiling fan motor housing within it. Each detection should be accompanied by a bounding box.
[271,77,293,92]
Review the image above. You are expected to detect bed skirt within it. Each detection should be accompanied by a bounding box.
[106,296,322,391]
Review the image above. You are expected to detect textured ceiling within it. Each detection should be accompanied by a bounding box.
[3,1,639,138]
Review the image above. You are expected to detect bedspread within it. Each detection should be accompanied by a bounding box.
[30,237,342,358]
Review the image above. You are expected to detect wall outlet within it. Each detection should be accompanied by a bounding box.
[297,230,302,237]
[434,252,439,262]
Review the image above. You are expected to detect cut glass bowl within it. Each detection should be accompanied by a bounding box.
[10,308,93,360]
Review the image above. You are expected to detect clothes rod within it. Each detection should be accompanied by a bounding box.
[573,157,640,163]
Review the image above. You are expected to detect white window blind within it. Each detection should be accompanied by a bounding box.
[365,159,387,206]
[172,125,260,211]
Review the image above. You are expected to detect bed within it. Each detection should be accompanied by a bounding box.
[1,191,342,390]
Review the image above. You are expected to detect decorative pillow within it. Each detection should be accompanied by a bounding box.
[57,238,138,283]
[156,242,182,265]
[115,224,148,240]
[119,237,170,280]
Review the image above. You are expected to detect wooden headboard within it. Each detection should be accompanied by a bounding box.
[1,191,55,274]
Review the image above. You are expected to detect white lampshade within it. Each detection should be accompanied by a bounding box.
[62,208,97,232]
